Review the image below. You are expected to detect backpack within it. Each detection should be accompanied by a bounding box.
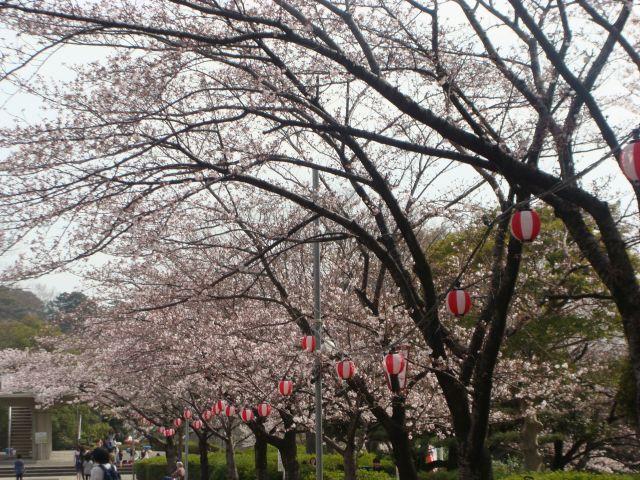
[99,464,121,480]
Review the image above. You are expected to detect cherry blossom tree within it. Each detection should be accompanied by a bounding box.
[1,1,640,479]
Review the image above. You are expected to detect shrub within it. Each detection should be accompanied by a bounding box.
[418,470,458,480]
[499,474,640,480]
[134,454,170,480]
[135,450,640,480]
[420,472,640,480]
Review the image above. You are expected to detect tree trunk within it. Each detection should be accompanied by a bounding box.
[447,441,459,470]
[618,309,640,436]
[165,438,178,475]
[387,425,417,480]
[224,438,239,480]
[304,433,315,454]
[343,445,357,480]
[198,435,209,480]
[457,445,493,480]
[279,431,300,480]
[254,433,268,480]
[551,439,564,471]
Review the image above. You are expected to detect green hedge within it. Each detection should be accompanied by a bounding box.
[135,452,640,480]
[499,474,640,480]
[135,449,396,480]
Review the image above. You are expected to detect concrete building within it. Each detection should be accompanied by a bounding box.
[0,393,52,460]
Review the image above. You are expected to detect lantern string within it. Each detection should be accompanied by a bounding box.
[383,129,635,354]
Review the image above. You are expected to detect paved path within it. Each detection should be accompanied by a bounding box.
[0,451,75,467]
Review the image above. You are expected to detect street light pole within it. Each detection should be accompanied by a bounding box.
[313,168,323,480]
[184,419,189,480]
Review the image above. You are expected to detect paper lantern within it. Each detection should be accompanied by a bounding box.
[510,209,540,242]
[446,288,472,317]
[213,400,226,415]
[278,380,293,396]
[202,410,213,421]
[301,335,316,352]
[257,403,272,417]
[336,359,356,380]
[620,140,640,181]
[384,353,405,375]
[158,426,166,435]
[192,420,203,430]
[240,408,255,422]
[173,418,182,428]
[224,405,236,417]
[183,408,193,420]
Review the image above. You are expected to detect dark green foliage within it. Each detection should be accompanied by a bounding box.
[135,449,400,480]
[0,286,44,320]
[136,452,639,480]
[45,291,91,332]
[0,286,49,349]
[51,404,112,449]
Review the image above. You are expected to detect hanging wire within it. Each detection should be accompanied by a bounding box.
[351,130,634,356]
[383,130,634,353]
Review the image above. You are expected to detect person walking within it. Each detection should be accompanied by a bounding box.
[14,454,25,480]
[90,447,120,480]
[170,461,185,480]
[74,446,85,480]
[82,453,94,480]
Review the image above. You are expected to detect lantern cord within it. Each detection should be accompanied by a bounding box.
[385,129,634,353]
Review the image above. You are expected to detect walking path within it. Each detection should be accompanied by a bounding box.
[0,451,141,479]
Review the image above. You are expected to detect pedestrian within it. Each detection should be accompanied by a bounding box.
[170,461,185,480]
[74,446,85,480]
[90,447,120,480]
[82,453,94,480]
[14,454,25,480]
[105,431,116,450]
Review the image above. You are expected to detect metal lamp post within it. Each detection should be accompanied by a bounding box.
[312,168,323,480]
[184,418,189,480]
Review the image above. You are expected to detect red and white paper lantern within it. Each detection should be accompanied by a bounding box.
[301,335,316,352]
[510,209,541,242]
[192,420,203,430]
[383,346,409,392]
[240,408,255,423]
[213,400,226,415]
[224,405,236,417]
[620,140,640,181]
[336,359,356,380]
[202,410,213,421]
[173,418,182,428]
[446,288,472,317]
[257,403,272,417]
[183,409,193,420]
[278,380,294,396]
[166,428,175,437]
[383,353,406,375]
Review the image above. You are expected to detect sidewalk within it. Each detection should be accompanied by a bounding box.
[0,451,75,467]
